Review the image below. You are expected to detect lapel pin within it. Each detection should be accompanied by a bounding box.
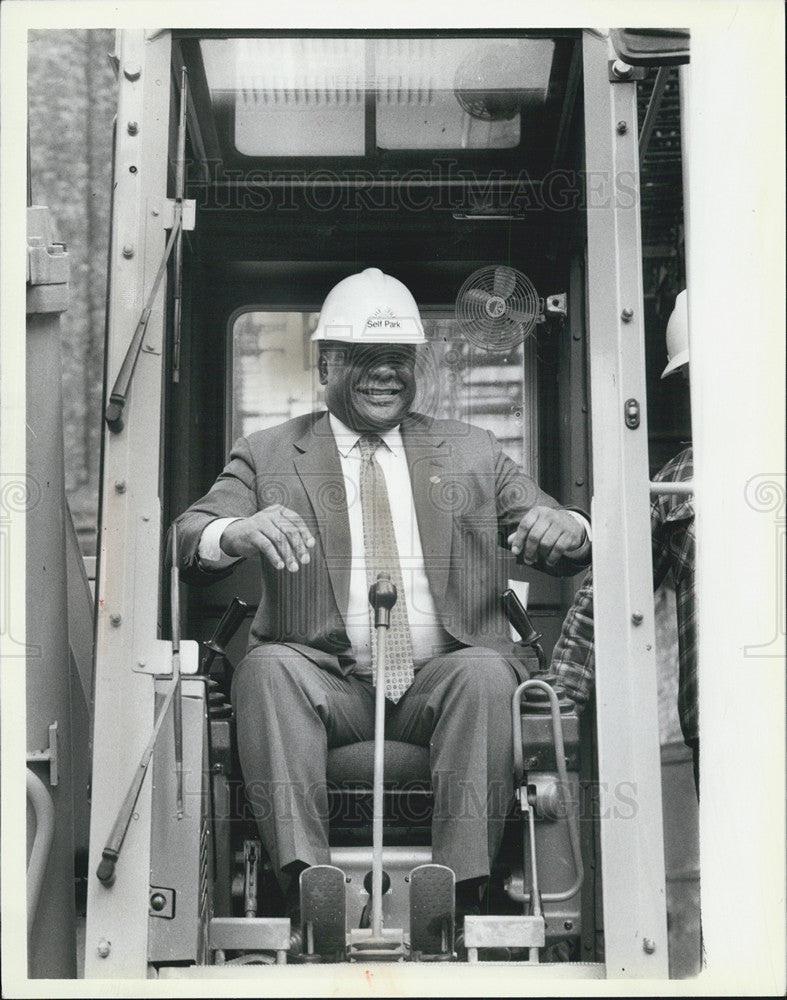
[430,475,441,484]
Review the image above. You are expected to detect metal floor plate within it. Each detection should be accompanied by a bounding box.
[409,863,455,956]
[300,864,347,957]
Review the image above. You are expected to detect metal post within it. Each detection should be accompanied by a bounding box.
[582,31,669,978]
[85,29,173,978]
[25,206,76,977]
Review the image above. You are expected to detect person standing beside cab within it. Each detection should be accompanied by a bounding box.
[551,290,698,793]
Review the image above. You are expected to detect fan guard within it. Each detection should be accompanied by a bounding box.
[454,265,541,351]
[453,43,526,122]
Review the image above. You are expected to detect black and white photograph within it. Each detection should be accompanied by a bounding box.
[1,1,784,996]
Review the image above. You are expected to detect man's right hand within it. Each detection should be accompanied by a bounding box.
[220,505,315,572]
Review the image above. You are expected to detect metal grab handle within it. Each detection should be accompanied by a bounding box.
[512,679,585,904]
[105,66,189,430]
[27,769,55,934]
[104,222,181,432]
[171,65,188,383]
[95,678,179,883]
[649,480,693,496]
[171,526,184,819]
[96,528,184,882]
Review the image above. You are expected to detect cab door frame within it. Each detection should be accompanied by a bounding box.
[582,30,669,978]
[85,29,179,978]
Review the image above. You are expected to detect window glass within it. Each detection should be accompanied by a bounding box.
[201,36,555,156]
[374,38,551,150]
[230,311,321,439]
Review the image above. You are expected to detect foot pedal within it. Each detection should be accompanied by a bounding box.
[409,864,455,956]
[300,865,346,958]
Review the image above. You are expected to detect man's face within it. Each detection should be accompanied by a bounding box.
[319,342,417,433]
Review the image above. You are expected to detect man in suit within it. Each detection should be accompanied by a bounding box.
[174,268,591,921]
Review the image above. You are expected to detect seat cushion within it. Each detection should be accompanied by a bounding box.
[327,740,430,786]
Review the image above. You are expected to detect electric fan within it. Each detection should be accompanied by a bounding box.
[454,265,541,351]
[453,43,526,121]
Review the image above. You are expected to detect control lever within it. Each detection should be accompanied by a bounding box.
[368,572,396,943]
[502,587,546,673]
[200,597,249,677]
[370,573,397,628]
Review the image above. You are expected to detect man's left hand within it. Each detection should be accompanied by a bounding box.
[508,506,589,568]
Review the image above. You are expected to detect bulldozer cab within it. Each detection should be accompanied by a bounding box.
[27,25,696,983]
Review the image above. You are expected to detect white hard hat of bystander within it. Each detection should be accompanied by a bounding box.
[662,289,689,378]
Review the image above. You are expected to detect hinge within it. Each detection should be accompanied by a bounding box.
[544,292,567,319]
[155,198,196,232]
[27,721,59,786]
[27,207,70,314]
[608,59,647,82]
[541,291,568,333]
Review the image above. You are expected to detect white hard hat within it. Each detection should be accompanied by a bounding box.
[661,289,689,378]
[312,268,426,345]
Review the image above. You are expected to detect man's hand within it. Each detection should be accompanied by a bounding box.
[507,506,589,568]
[220,505,315,572]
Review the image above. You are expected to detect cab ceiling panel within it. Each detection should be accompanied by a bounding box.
[176,31,582,187]
[187,210,570,267]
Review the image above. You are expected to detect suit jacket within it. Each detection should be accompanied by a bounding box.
[175,411,590,676]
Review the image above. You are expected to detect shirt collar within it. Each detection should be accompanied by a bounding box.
[328,412,403,459]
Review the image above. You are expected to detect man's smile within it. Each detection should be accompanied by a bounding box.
[357,385,402,398]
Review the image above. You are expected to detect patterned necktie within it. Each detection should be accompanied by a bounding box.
[358,433,415,702]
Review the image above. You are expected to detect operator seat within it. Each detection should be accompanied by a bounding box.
[327,741,430,786]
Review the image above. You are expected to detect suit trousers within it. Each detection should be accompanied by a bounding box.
[231,643,522,884]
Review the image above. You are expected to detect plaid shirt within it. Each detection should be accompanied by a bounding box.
[551,447,697,743]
